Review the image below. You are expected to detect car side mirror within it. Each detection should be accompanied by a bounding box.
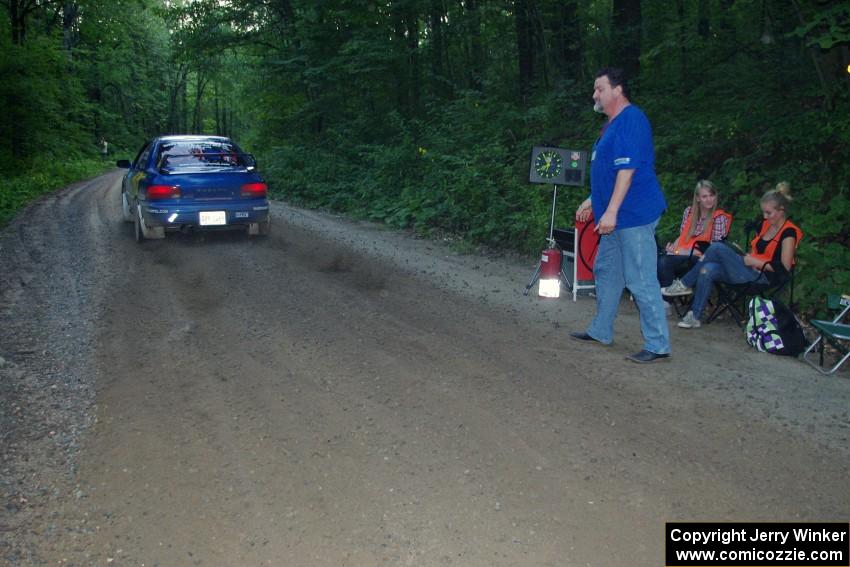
[116,159,131,168]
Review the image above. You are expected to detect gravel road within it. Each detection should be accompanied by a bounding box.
[1,171,848,566]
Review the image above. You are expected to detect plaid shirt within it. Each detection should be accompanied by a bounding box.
[680,206,730,242]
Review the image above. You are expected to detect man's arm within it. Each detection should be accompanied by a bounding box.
[595,168,634,234]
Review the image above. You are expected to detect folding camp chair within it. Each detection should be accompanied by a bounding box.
[703,219,798,328]
[704,266,795,328]
[803,294,850,375]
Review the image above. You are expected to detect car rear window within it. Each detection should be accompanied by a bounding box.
[156,140,252,170]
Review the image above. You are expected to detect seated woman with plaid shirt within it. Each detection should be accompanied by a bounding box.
[657,179,732,288]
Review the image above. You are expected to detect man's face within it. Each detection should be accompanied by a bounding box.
[593,75,618,114]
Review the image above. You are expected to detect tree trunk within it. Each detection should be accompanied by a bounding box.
[790,0,832,110]
[467,0,483,91]
[214,83,221,134]
[390,3,408,112]
[428,0,447,97]
[9,0,33,45]
[406,7,421,114]
[843,45,850,99]
[515,0,534,102]
[181,81,188,134]
[222,100,229,138]
[529,0,549,89]
[62,1,78,58]
[676,0,687,86]
[611,0,642,89]
[698,0,710,38]
[192,72,209,134]
[167,65,189,134]
[717,0,736,43]
[551,0,582,82]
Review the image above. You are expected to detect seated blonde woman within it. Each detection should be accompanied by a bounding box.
[657,179,732,287]
[663,182,802,329]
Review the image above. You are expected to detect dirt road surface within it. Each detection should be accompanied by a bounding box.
[1,171,848,566]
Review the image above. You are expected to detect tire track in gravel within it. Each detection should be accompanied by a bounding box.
[2,171,849,567]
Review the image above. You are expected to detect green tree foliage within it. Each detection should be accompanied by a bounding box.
[2,0,848,314]
[0,0,171,162]
[76,0,173,145]
[0,36,88,164]
[0,0,175,216]
[227,0,849,313]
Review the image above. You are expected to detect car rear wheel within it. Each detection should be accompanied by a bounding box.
[133,206,144,243]
[121,192,133,223]
[134,205,165,243]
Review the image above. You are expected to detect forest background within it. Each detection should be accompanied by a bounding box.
[1,0,848,314]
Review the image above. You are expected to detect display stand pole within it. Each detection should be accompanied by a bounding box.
[547,184,558,244]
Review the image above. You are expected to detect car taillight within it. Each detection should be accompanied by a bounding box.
[241,182,268,198]
[146,185,181,200]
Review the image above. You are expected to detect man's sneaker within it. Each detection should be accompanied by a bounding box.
[569,331,608,345]
[662,279,692,297]
[626,349,671,363]
[677,311,701,329]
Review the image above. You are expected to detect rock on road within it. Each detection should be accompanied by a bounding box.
[1,171,848,566]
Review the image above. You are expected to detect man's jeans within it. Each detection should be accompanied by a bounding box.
[680,242,768,320]
[586,221,671,354]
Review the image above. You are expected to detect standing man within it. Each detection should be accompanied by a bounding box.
[571,67,671,363]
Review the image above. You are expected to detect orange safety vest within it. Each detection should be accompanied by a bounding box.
[674,208,733,254]
[749,219,803,266]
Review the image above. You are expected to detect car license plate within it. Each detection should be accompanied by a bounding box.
[199,211,226,226]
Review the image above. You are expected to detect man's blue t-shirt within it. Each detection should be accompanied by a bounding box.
[590,105,666,229]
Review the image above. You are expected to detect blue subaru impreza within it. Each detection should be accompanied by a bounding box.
[118,135,270,241]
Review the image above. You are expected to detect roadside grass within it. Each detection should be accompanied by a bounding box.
[0,158,113,227]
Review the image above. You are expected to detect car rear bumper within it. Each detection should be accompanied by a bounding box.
[141,202,270,229]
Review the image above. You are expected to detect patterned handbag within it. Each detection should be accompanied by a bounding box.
[746,296,806,356]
